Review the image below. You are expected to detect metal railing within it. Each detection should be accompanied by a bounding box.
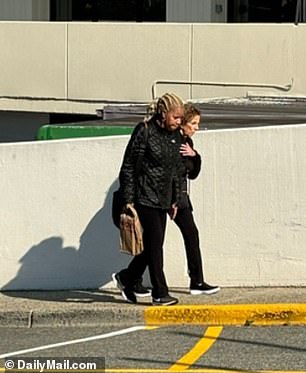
[151,79,294,99]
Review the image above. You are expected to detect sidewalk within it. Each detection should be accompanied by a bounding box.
[1,287,306,327]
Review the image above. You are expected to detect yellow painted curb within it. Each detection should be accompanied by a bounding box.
[144,303,306,325]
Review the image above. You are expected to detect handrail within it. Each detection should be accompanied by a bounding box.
[151,79,294,99]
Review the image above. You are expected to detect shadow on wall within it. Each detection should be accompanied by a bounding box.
[3,180,131,291]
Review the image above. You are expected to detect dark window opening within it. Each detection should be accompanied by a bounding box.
[50,0,166,22]
[49,113,97,125]
[227,0,304,23]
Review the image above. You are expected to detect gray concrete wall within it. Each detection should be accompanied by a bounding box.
[0,0,32,21]
[167,0,227,22]
[0,0,49,21]
[0,125,305,290]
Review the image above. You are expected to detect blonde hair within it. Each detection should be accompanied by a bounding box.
[145,93,184,122]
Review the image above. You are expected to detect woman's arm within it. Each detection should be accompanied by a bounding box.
[188,150,201,180]
[119,122,147,203]
[180,137,202,180]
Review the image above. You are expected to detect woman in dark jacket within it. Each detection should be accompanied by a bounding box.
[175,104,220,294]
[112,93,184,306]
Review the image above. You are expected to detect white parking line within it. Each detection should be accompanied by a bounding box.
[0,325,157,359]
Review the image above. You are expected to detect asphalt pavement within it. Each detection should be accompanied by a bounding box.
[1,287,306,327]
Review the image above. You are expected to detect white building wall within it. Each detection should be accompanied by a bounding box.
[0,22,303,116]
[0,125,306,290]
[0,22,67,99]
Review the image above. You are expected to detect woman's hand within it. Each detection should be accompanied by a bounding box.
[180,143,196,157]
[168,203,178,220]
[123,203,134,212]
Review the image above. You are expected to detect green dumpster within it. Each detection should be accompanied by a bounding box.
[37,125,134,140]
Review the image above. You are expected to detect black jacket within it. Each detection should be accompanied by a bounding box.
[119,117,183,209]
[179,135,202,209]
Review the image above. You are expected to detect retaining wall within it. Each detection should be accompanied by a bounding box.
[1,124,305,290]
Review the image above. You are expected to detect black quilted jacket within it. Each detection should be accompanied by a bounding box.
[119,117,183,209]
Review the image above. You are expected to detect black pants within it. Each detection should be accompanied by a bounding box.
[119,204,169,299]
[174,207,204,285]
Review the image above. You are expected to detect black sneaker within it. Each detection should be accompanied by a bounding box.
[190,282,220,295]
[132,279,152,297]
[152,295,179,306]
[112,273,137,304]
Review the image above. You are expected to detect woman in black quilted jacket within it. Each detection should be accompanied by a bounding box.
[112,93,184,306]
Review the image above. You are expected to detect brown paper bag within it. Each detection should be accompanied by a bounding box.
[119,204,143,255]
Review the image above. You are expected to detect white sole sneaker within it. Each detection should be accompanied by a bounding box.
[112,273,123,290]
[190,287,220,295]
[112,273,137,303]
[152,297,179,306]
[134,291,152,298]
[112,273,151,298]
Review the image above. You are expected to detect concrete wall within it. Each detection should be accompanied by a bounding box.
[68,23,190,102]
[167,0,227,22]
[1,124,305,290]
[0,0,49,21]
[0,22,306,114]
[191,24,294,98]
[0,22,67,99]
